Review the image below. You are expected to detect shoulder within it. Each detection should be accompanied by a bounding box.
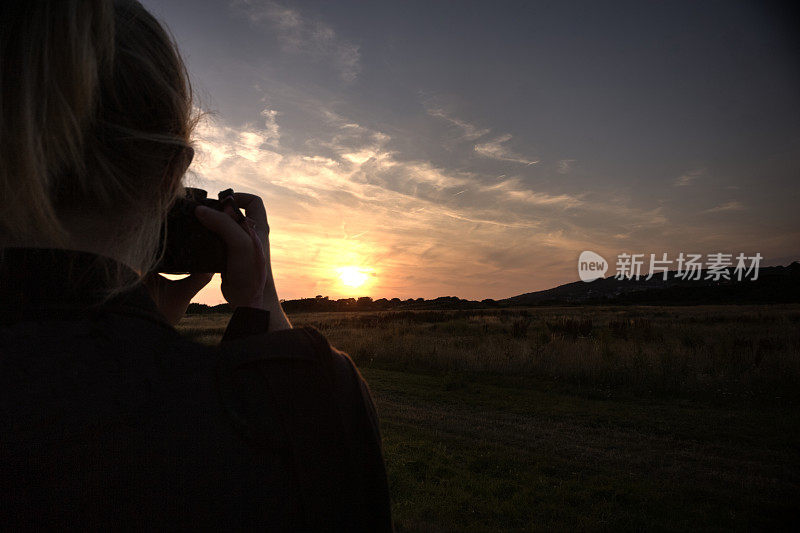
[216,326,372,415]
[214,325,382,456]
[217,325,357,376]
[215,326,391,530]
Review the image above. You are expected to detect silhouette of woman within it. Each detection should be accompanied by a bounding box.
[0,1,391,530]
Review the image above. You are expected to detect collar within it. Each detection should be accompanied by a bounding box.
[0,248,170,327]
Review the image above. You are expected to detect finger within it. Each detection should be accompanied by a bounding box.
[195,205,251,252]
[232,193,266,223]
[220,196,246,224]
[245,223,267,269]
[222,202,241,222]
[233,192,268,240]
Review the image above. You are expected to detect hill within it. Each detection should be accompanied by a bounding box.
[501,262,800,306]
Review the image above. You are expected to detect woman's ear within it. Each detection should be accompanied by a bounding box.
[184,146,195,169]
[175,145,194,177]
[165,145,194,193]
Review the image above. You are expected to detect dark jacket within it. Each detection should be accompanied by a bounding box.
[0,248,392,531]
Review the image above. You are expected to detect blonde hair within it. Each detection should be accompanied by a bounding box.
[0,0,197,292]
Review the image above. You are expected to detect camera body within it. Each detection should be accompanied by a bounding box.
[156,187,232,273]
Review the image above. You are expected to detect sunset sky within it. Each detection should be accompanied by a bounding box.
[142,0,800,304]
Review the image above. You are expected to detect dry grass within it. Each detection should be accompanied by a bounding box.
[179,305,800,401]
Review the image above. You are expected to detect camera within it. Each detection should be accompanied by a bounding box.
[156,187,240,273]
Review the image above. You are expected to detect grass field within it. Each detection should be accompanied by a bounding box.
[178,305,800,531]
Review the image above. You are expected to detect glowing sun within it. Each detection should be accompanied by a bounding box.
[337,266,369,289]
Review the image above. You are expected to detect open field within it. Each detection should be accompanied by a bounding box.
[178,305,800,530]
[181,305,800,402]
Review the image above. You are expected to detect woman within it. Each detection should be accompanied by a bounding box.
[0,1,391,530]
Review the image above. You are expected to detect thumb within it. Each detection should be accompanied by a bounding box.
[144,272,212,302]
[171,272,214,298]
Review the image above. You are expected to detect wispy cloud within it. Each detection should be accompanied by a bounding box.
[705,200,745,213]
[425,106,490,143]
[674,168,704,186]
[424,104,538,165]
[474,134,538,165]
[260,108,280,145]
[232,0,360,83]
[191,108,282,168]
[481,177,581,208]
[556,159,576,174]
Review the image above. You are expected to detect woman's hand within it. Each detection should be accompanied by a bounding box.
[145,272,213,326]
[194,199,267,309]
[195,193,292,330]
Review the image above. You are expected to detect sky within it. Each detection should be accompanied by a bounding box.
[142,0,800,304]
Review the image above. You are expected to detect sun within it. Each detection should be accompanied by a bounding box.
[337,266,369,289]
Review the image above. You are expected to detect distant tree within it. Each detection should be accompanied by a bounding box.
[186,303,211,314]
